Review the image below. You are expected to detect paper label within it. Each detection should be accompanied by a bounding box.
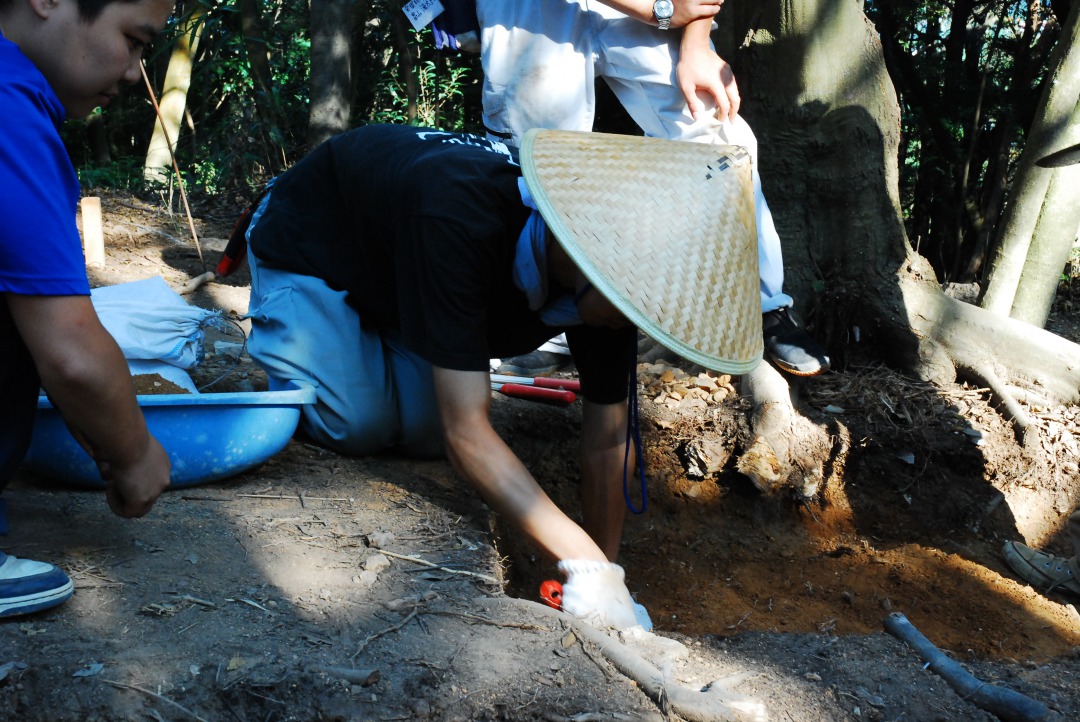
[402,0,444,31]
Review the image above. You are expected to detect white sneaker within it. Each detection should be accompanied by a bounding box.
[0,551,74,617]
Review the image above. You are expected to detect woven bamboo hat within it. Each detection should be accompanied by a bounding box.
[520,129,763,374]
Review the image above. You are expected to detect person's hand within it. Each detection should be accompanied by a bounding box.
[101,436,171,518]
[558,559,642,630]
[677,45,741,122]
[669,0,724,29]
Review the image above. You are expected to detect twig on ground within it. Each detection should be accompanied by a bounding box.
[960,364,1034,446]
[377,549,500,585]
[575,632,616,679]
[100,679,210,722]
[236,493,351,503]
[426,609,547,631]
[166,593,218,609]
[227,597,274,613]
[352,609,418,659]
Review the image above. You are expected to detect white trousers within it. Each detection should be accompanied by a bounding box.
[477,0,791,312]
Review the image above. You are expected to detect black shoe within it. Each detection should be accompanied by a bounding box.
[495,350,569,377]
[762,308,830,376]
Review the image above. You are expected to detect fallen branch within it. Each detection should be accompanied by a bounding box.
[100,679,210,722]
[377,549,500,585]
[883,612,1050,722]
[478,598,768,722]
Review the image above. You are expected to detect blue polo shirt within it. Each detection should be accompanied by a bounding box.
[0,31,90,298]
[1,31,90,487]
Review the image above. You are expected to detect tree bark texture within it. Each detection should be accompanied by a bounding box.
[715,0,914,495]
[728,0,913,355]
[308,0,358,149]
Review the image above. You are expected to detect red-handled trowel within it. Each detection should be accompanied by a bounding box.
[490,382,576,405]
[490,374,581,392]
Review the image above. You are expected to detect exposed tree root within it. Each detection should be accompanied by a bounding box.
[901,280,1080,405]
[478,597,770,722]
[957,363,1036,448]
[737,362,830,499]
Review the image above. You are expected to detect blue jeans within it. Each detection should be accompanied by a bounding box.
[246,248,444,459]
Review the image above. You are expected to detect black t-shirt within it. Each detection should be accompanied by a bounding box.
[249,125,635,403]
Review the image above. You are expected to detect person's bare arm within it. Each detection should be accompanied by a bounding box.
[595,0,721,28]
[579,398,629,562]
[432,366,608,563]
[7,294,170,517]
[677,16,740,121]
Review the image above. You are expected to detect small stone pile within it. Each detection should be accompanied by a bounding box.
[637,362,738,411]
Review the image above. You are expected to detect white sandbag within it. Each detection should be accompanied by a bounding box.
[91,276,219,370]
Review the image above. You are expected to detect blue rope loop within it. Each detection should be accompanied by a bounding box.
[623,363,647,514]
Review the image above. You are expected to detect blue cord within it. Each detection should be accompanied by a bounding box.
[623,365,647,514]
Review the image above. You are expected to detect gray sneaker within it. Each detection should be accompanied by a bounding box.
[495,350,569,377]
[1002,541,1080,597]
[762,308,830,376]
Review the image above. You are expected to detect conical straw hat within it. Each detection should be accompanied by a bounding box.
[520,129,763,374]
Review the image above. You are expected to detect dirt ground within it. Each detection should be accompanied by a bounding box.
[2,191,1079,721]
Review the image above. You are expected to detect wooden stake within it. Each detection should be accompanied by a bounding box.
[80,197,105,269]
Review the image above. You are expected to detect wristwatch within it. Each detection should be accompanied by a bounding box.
[653,0,674,30]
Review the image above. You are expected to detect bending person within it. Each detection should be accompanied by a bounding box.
[231,125,762,629]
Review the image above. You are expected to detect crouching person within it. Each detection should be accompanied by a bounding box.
[0,0,175,617]
[236,125,761,630]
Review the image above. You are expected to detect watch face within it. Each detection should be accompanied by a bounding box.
[655,0,674,19]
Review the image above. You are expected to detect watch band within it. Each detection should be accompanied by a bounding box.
[653,1,673,30]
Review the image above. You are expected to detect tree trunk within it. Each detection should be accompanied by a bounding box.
[981,2,1080,322]
[239,0,284,175]
[390,1,419,125]
[86,113,111,166]
[143,4,205,185]
[715,0,914,496]
[308,0,358,149]
[728,0,1080,542]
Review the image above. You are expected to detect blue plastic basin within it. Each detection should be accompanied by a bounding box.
[22,382,316,489]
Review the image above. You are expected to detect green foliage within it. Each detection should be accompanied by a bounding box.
[76,156,146,193]
[181,0,312,189]
[369,28,480,131]
[68,0,490,196]
[867,0,1065,282]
